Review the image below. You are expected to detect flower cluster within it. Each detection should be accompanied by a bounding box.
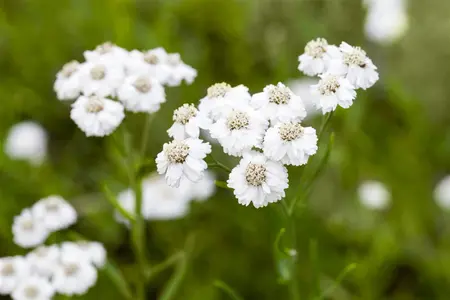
[54,42,197,137]
[298,38,379,113]
[4,197,105,299]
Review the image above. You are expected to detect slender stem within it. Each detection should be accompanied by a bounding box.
[208,162,232,173]
[317,111,334,142]
[214,280,245,300]
[146,251,184,280]
[140,113,155,158]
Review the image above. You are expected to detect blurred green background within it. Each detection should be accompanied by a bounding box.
[1,0,450,299]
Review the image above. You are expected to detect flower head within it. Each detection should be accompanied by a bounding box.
[127,48,171,83]
[434,176,450,209]
[358,180,390,210]
[26,245,60,278]
[11,275,55,300]
[54,60,82,100]
[61,242,106,268]
[0,256,29,295]
[164,53,197,86]
[298,38,333,76]
[31,196,77,231]
[78,58,125,97]
[310,74,356,114]
[168,104,210,140]
[83,42,129,65]
[12,209,48,249]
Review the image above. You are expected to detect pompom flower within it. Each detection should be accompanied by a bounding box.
[11,275,55,300]
[0,256,29,295]
[83,42,129,65]
[61,242,106,268]
[310,74,356,114]
[127,48,171,83]
[164,53,197,87]
[434,176,450,209]
[168,104,210,140]
[298,38,333,76]
[54,60,82,100]
[31,195,77,232]
[26,245,60,278]
[78,58,125,97]
[358,180,390,210]
[12,209,48,249]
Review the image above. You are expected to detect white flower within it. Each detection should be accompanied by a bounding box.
[328,42,379,89]
[54,60,82,100]
[287,78,321,118]
[227,151,289,208]
[164,53,197,87]
[4,121,48,166]
[358,180,390,210]
[0,256,29,295]
[26,245,60,278]
[115,188,139,226]
[83,42,129,65]
[251,82,306,123]
[53,249,98,296]
[31,195,77,231]
[78,58,125,97]
[70,95,125,137]
[126,48,172,82]
[117,74,166,113]
[61,242,106,268]
[12,275,55,300]
[156,138,211,187]
[210,105,268,156]
[298,38,333,76]
[263,121,318,166]
[186,170,216,201]
[310,74,356,114]
[434,176,450,209]
[12,209,49,249]
[168,104,210,140]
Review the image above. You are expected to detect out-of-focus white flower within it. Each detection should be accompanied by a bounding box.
[263,121,318,166]
[364,0,408,45]
[328,42,379,90]
[12,209,48,249]
[70,95,125,137]
[32,195,77,232]
[434,176,450,209]
[227,151,289,208]
[78,58,125,97]
[156,138,211,187]
[0,256,29,295]
[126,48,171,83]
[186,170,216,201]
[310,74,356,114]
[83,42,129,65]
[115,188,139,226]
[11,275,55,300]
[210,105,268,156]
[358,180,390,210]
[54,60,82,100]
[61,242,106,268]
[164,53,197,87]
[287,78,321,118]
[26,245,60,278]
[251,82,306,124]
[4,121,48,166]
[168,104,210,140]
[298,38,333,76]
[117,74,166,113]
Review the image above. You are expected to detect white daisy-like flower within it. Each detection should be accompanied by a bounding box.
[53,250,98,296]
[358,180,390,210]
[434,176,450,209]
[54,60,82,100]
[12,209,49,249]
[209,105,268,156]
[310,74,356,114]
[117,74,166,113]
[227,151,289,208]
[78,58,125,97]
[4,121,48,166]
[126,48,171,83]
[156,138,211,187]
[263,121,318,166]
[26,245,60,278]
[83,42,129,64]
[287,78,321,118]
[0,256,29,295]
[70,95,125,137]
[115,188,140,226]
[186,170,216,201]
[298,38,333,76]
[164,53,197,87]
[328,42,379,90]
[168,104,210,140]
[251,82,306,123]
[11,275,55,300]
[31,195,77,232]
[61,242,106,268]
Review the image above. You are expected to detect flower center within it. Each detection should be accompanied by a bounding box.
[85,96,104,113]
[133,76,152,93]
[343,46,367,67]
[64,264,79,276]
[24,286,39,298]
[278,122,303,141]
[167,54,181,66]
[90,64,106,80]
[21,220,34,231]
[245,163,267,186]
[226,111,250,130]
[268,85,291,105]
[144,52,159,65]
[61,61,79,78]
[1,263,15,276]
[45,200,60,212]
[34,246,48,257]
[77,241,90,249]
[165,141,190,164]
[305,38,328,58]
[95,42,114,54]
[318,75,340,96]
[173,104,197,125]
[207,82,231,98]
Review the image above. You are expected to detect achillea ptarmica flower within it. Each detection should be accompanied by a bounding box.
[78,58,125,97]
[26,245,60,278]
[168,104,211,140]
[263,121,318,166]
[117,74,166,113]
[54,60,82,100]
[127,48,172,83]
[328,42,379,90]
[83,42,129,65]
[31,195,77,232]
[70,95,125,137]
[310,74,356,114]
[358,180,390,210]
[4,121,48,166]
[164,53,198,87]
[434,176,450,209]
[209,105,268,157]
[251,82,306,123]
[156,138,211,187]
[12,209,49,249]
[0,256,29,295]
[227,151,289,208]
[61,242,106,268]
[298,38,333,76]
[11,275,55,300]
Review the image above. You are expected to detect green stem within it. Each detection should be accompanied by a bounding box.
[214,280,245,300]
[140,113,155,158]
[317,111,334,142]
[208,162,232,173]
[146,251,184,280]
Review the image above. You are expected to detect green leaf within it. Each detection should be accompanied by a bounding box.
[101,183,136,223]
[103,261,134,300]
[214,180,231,190]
